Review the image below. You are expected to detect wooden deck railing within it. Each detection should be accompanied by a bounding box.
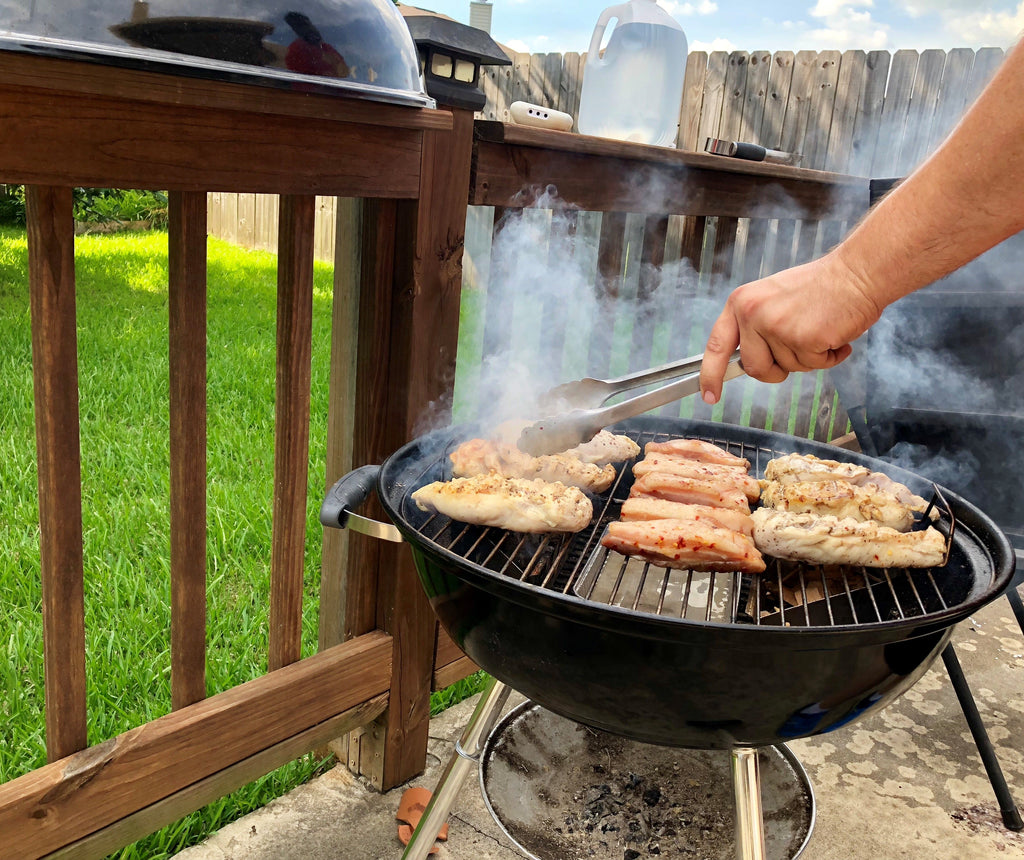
[0,45,978,857]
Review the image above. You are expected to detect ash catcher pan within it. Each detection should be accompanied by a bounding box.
[480,702,815,860]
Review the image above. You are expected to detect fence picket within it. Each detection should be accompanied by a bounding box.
[848,50,891,177]
[719,52,751,141]
[696,51,730,148]
[930,48,976,147]
[559,52,582,120]
[739,51,772,145]
[897,49,946,174]
[679,50,710,150]
[825,50,867,173]
[870,49,919,176]
[801,50,841,171]
[759,51,795,149]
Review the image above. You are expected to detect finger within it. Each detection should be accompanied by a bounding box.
[699,309,741,405]
[735,331,791,384]
[791,343,854,370]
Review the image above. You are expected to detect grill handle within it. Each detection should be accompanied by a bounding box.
[320,465,404,542]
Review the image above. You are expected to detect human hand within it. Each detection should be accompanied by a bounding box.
[698,252,883,404]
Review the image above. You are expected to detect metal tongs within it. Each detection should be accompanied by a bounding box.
[517,350,744,456]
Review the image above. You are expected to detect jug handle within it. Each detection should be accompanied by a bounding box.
[586,3,630,66]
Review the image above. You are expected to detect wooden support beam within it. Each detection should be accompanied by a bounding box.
[26,184,88,762]
[168,190,209,709]
[269,195,316,672]
[346,109,476,791]
[471,121,870,220]
[47,694,388,860]
[0,632,392,859]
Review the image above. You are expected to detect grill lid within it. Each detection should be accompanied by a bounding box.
[0,0,434,107]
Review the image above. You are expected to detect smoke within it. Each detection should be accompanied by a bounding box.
[449,185,730,435]
[433,177,871,440]
[417,173,1023,536]
[838,234,1024,533]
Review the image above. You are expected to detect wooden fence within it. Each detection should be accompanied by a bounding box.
[209,47,1005,262]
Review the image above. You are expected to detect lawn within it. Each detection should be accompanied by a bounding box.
[0,226,484,858]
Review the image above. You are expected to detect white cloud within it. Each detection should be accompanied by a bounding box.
[690,36,739,51]
[806,0,890,49]
[665,0,719,15]
[810,0,873,17]
[938,2,1024,46]
[504,38,532,53]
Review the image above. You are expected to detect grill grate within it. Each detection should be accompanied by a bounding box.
[411,428,961,630]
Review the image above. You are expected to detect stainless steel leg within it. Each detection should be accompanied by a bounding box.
[731,746,767,860]
[401,678,512,860]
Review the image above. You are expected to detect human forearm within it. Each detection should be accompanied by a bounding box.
[835,40,1024,307]
[699,41,1024,402]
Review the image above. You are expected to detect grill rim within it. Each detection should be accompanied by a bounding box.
[381,416,1015,643]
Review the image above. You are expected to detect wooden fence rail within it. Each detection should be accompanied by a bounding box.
[209,46,1004,321]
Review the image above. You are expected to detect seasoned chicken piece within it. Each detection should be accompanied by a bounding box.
[764,452,872,484]
[760,480,917,532]
[490,422,639,465]
[630,472,751,513]
[602,518,765,573]
[632,456,760,502]
[644,438,750,470]
[751,509,946,568]
[450,439,616,493]
[620,497,754,537]
[412,474,593,533]
[764,453,932,513]
[565,430,641,465]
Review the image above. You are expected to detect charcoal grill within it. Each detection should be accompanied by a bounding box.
[321,414,1015,859]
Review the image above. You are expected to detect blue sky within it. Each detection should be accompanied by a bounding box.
[407,0,1024,55]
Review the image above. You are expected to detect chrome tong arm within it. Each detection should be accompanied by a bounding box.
[540,350,731,412]
[519,353,744,456]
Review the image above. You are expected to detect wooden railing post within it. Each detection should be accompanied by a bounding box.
[344,109,476,791]
[168,190,209,709]
[269,194,317,672]
[26,184,88,762]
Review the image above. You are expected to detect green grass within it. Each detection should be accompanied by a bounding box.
[0,227,487,859]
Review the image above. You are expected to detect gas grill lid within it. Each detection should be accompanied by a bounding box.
[0,0,435,108]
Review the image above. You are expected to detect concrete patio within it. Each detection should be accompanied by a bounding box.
[175,591,1024,860]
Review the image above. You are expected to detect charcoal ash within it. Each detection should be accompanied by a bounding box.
[552,762,732,859]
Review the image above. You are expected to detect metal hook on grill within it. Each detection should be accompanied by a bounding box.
[922,483,955,567]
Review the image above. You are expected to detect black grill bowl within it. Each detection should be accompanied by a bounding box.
[370,416,1015,750]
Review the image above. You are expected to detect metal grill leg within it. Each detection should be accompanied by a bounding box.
[942,643,1024,831]
[401,678,512,860]
[731,746,767,860]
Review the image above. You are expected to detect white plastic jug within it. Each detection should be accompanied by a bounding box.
[576,0,687,147]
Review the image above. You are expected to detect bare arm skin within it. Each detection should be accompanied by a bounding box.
[699,40,1024,404]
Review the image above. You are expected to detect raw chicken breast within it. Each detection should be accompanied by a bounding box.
[450,439,616,493]
[629,472,751,513]
[601,518,765,573]
[632,455,760,501]
[643,438,749,470]
[620,497,754,537]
